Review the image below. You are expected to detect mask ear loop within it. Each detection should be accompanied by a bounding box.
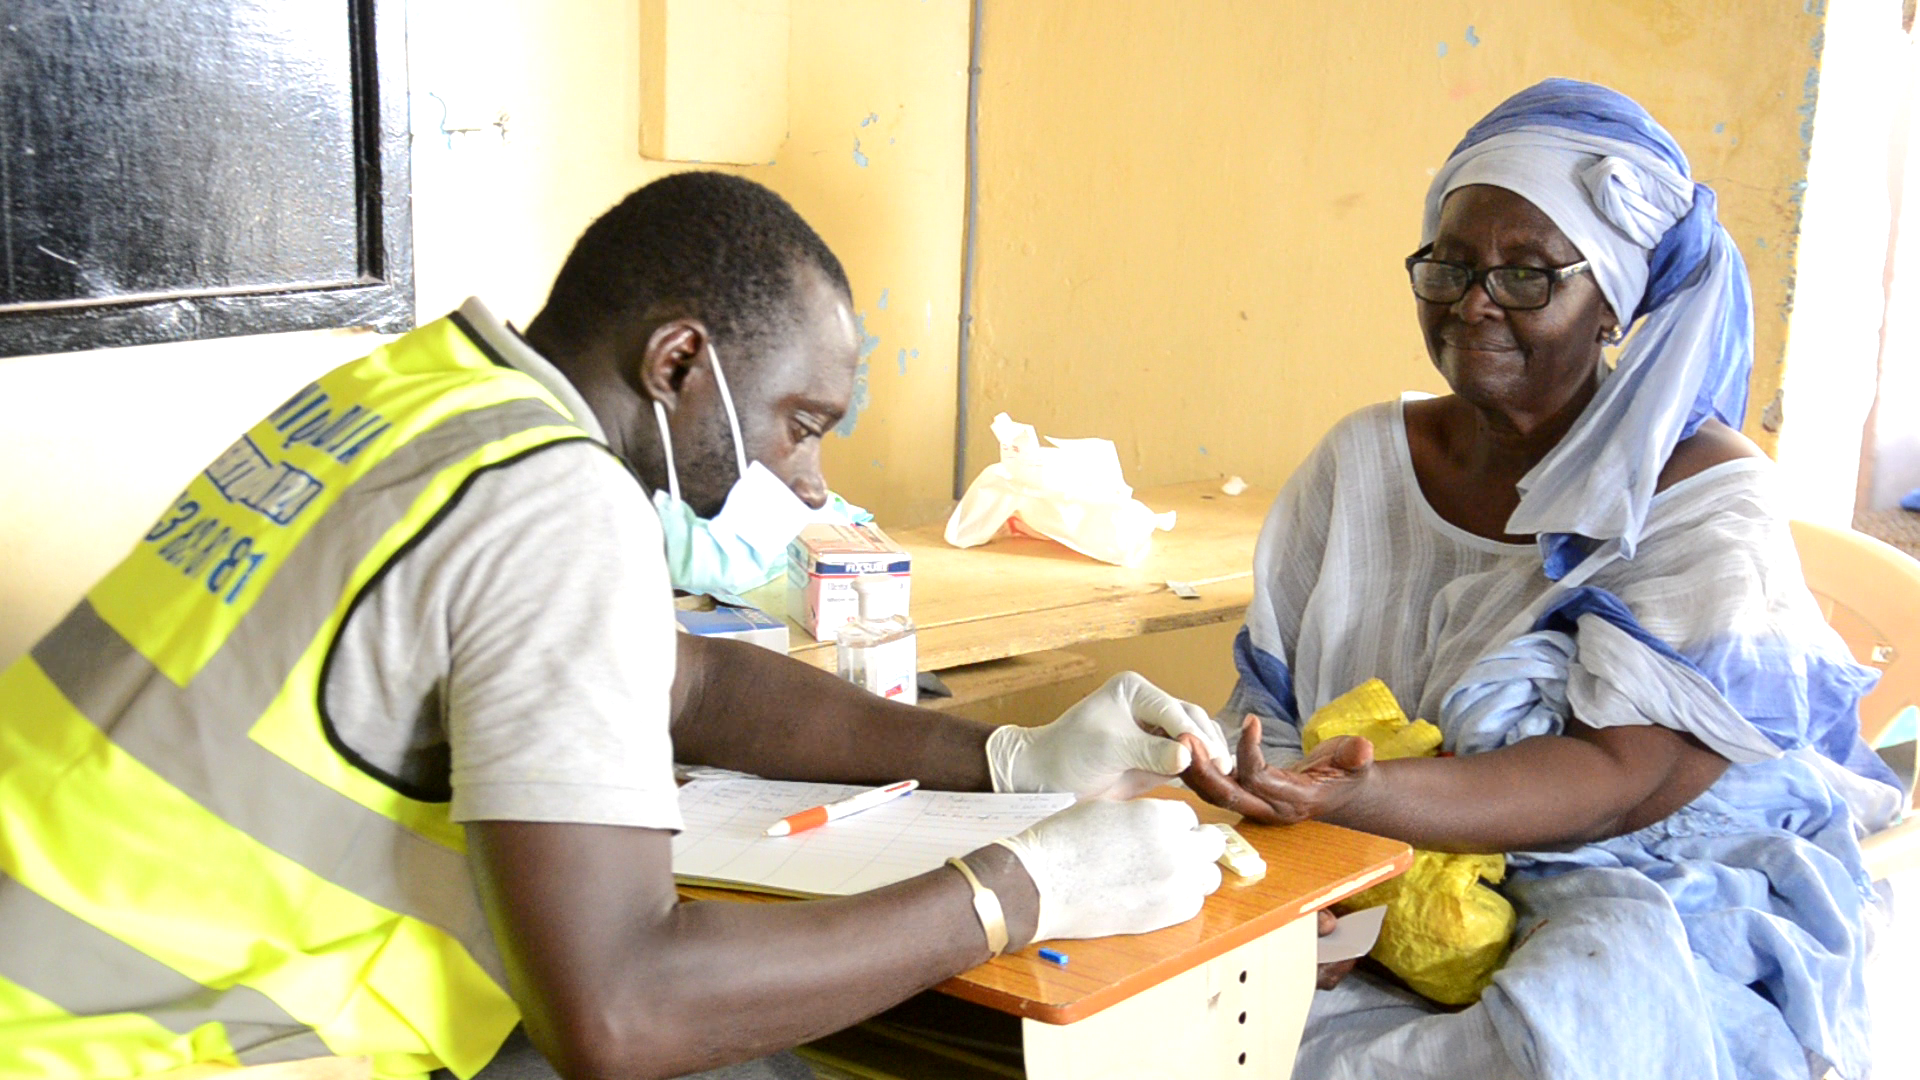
[651,399,681,503]
[705,342,750,481]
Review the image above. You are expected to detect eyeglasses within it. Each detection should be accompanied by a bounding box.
[1404,244,1592,311]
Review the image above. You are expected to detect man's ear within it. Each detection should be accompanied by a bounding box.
[634,318,712,413]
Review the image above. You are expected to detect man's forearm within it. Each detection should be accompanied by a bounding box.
[671,634,996,790]
[613,845,1030,1076]
[472,821,1036,1080]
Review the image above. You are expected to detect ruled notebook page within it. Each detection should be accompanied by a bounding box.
[672,777,1074,897]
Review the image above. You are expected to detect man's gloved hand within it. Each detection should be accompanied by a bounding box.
[995,798,1227,942]
[987,671,1234,799]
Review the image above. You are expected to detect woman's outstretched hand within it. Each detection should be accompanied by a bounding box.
[1180,715,1375,826]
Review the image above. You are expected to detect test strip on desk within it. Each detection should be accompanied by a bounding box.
[1208,823,1267,878]
[765,779,920,836]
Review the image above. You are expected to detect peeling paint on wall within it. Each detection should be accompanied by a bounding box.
[1798,38,1825,153]
[855,312,880,358]
[836,360,872,436]
[1772,15,1828,339]
[835,312,882,435]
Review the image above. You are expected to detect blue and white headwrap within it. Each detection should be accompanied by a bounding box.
[1422,79,1756,579]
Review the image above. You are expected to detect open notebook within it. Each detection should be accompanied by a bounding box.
[672,777,1074,898]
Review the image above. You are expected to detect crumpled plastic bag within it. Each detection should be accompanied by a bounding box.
[944,412,1174,567]
[1305,679,1515,1005]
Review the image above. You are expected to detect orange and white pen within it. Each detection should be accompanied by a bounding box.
[764,780,919,837]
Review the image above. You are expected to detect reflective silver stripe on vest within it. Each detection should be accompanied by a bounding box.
[0,872,335,1065]
[29,397,584,1001]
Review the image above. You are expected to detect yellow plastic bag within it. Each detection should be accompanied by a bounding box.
[1304,679,1514,1005]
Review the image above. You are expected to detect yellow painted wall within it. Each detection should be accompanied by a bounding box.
[964,1,1826,491]
[0,0,970,666]
[0,0,1866,719]
[960,1,1835,721]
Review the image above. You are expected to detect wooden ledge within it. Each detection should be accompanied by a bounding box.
[920,650,1099,712]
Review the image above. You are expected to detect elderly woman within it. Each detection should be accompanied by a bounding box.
[1185,80,1903,1079]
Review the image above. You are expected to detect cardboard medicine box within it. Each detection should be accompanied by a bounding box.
[786,523,911,640]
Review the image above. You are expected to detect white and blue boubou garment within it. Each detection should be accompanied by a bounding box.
[1223,80,1903,1080]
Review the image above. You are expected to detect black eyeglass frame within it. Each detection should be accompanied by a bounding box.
[1403,244,1593,312]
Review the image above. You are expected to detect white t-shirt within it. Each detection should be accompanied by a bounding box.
[321,299,684,832]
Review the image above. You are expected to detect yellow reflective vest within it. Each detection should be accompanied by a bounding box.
[0,311,600,1079]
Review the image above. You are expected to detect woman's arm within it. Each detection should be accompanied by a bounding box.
[1182,715,1729,853]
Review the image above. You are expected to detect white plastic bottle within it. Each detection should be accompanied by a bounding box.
[835,576,918,704]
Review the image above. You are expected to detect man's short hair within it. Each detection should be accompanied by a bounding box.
[534,171,850,358]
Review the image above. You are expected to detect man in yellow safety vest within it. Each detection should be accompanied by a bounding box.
[0,172,1234,1080]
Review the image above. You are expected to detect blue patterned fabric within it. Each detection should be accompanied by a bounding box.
[1219,77,1898,1064]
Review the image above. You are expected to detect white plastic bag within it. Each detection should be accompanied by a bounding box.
[944,413,1174,567]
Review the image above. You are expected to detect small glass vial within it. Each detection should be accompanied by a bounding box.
[836,576,918,704]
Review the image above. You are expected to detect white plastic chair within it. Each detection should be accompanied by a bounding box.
[1790,519,1920,880]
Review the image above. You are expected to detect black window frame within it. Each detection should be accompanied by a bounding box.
[0,0,413,358]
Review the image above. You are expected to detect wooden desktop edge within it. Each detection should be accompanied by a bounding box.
[938,839,1413,1026]
[784,582,1258,672]
[675,819,1412,1028]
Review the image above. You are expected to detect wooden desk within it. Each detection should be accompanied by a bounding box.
[722,480,1387,1076]
[681,790,1411,1079]
[746,479,1272,673]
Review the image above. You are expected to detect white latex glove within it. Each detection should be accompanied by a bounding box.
[987,671,1234,799]
[995,798,1227,942]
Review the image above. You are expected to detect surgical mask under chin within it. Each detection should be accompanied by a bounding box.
[650,344,864,606]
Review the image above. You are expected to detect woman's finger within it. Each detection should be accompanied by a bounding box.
[1179,734,1288,824]
[1234,715,1268,786]
[1294,734,1374,779]
[1316,957,1359,991]
[1325,734,1375,772]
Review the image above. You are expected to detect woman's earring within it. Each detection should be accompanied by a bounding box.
[1601,325,1626,346]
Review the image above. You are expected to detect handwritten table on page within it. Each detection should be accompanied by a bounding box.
[672,778,1073,897]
